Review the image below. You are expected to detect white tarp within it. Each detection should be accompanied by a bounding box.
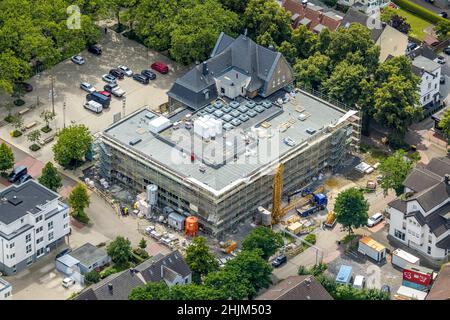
[355,162,372,173]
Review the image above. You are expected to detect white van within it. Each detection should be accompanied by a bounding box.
[84,100,103,113]
[353,275,365,290]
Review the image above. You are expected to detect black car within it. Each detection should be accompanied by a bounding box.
[444,47,450,55]
[88,45,102,55]
[271,255,287,268]
[104,83,118,93]
[439,12,448,18]
[18,173,33,184]
[109,69,124,80]
[133,74,149,84]
[8,166,27,183]
[15,82,33,92]
[141,69,156,80]
[407,42,417,52]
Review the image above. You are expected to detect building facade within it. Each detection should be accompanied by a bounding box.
[0,277,12,300]
[387,157,450,265]
[411,55,441,107]
[0,180,70,275]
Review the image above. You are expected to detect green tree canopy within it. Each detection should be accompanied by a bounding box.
[129,281,171,300]
[185,236,219,284]
[53,124,92,169]
[107,236,133,268]
[290,25,318,59]
[379,150,414,196]
[204,269,253,300]
[241,226,283,260]
[68,183,90,223]
[0,143,14,174]
[434,19,450,41]
[334,187,369,234]
[294,53,330,90]
[169,283,225,300]
[438,108,450,140]
[38,162,62,192]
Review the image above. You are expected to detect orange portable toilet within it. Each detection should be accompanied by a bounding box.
[185,216,199,237]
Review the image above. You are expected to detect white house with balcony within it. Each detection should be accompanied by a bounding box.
[0,180,70,275]
[387,157,450,265]
[411,55,441,107]
[0,277,12,300]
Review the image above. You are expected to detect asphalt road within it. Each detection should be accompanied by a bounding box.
[409,0,449,14]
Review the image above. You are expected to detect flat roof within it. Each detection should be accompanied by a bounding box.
[0,180,59,225]
[104,89,348,193]
[412,55,440,74]
[0,278,11,291]
[393,249,420,263]
[70,243,108,267]
[360,236,385,252]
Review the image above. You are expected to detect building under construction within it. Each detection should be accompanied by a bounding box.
[96,33,360,237]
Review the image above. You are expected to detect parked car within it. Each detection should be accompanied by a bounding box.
[283,137,296,147]
[71,55,85,65]
[151,62,169,74]
[132,73,149,84]
[439,12,448,18]
[8,166,27,183]
[406,42,417,52]
[55,248,72,260]
[118,65,133,76]
[84,100,103,113]
[367,212,384,227]
[381,284,391,294]
[109,69,124,80]
[62,277,75,288]
[86,92,110,107]
[271,255,287,268]
[80,82,96,93]
[88,45,102,55]
[444,46,450,55]
[436,55,446,64]
[103,83,125,97]
[98,91,112,98]
[102,74,117,84]
[18,174,33,184]
[15,82,33,92]
[141,69,156,80]
[441,75,445,84]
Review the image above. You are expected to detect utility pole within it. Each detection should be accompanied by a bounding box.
[122,97,126,118]
[50,75,55,115]
[63,100,66,129]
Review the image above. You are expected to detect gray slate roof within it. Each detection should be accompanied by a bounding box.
[411,55,440,76]
[340,8,384,42]
[136,250,191,283]
[69,243,109,268]
[0,180,58,225]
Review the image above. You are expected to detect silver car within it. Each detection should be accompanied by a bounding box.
[71,55,85,65]
[102,74,117,84]
[118,65,133,76]
[80,82,96,93]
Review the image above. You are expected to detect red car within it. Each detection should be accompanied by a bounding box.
[151,62,169,74]
[99,91,111,98]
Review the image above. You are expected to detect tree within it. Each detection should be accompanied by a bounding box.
[107,236,133,268]
[434,19,450,41]
[169,0,239,65]
[129,281,171,300]
[185,236,219,284]
[204,269,251,300]
[40,110,55,131]
[389,15,411,34]
[139,238,147,249]
[277,41,297,64]
[53,124,92,169]
[224,249,272,298]
[68,183,90,224]
[241,226,283,260]
[294,53,330,90]
[38,162,62,192]
[334,188,369,235]
[244,0,292,46]
[379,150,414,196]
[290,25,318,59]
[219,0,249,13]
[84,270,101,285]
[27,130,41,150]
[10,114,24,131]
[438,108,450,140]
[169,283,224,300]
[0,143,14,174]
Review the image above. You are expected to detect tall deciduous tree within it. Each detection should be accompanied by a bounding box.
[0,143,14,174]
[334,188,369,235]
[185,236,219,284]
[294,53,330,90]
[204,269,252,300]
[68,183,90,223]
[241,226,283,260]
[379,150,414,196]
[439,109,450,141]
[53,124,92,169]
[129,281,171,300]
[38,162,62,192]
[107,236,133,268]
[290,25,318,59]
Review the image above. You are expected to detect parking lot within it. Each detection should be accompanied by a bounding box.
[0,28,188,164]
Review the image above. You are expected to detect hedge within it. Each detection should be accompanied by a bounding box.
[392,0,446,24]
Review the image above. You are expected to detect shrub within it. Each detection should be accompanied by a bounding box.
[41,126,52,133]
[298,265,309,275]
[4,115,14,123]
[392,0,446,24]
[84,270,101,285]
[304,234,317,245]
[29,144,41,151]
[100,266,119,279]
[133,248,150,260]
[309,263,328,276]
[11,130,22,137]
[410,151,421,162]
[13,99,25,106]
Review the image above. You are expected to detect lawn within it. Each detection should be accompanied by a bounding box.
[396,8,433,41]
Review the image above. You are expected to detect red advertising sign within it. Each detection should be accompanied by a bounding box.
[403,268,432,286]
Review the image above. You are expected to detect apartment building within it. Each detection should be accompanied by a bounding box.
[387,157,450,265]
[0,180,70,275]
[411,55,442,107]
[0,277,12,300]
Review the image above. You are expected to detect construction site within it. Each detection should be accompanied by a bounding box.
[95,86,361,239]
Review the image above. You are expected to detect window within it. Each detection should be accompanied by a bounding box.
[26,256,33,265]
[36,226,43,233]
[220,87,225,94]
[402,221,406,230]
[26,234,31,243]
[35,215,42,223]
[48,221,53,230]
[48,232,54,241]
[36,248,44,257]
[9,242,14,249]
[394,229,406,241]
[428,83,431,90]
[36,237,44,244]
[435,84,437,89]
[428,235,433,244]
[64,223,68,229]
[20,218,24,223]
[427,246,432,254]
[26,244,32,254]
[63,213,68,219]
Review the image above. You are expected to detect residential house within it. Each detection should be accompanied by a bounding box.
[387,157,450,266]
[56,242,111,284]
[0,180,70,276]
[283,0,343,33]
[75,250,191,300]
[0,277,12,300]
[341,8,408,62]
[167,32,294,112]
[256,275,333,300]
[426,262,450,300]
[411,55,441,107]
